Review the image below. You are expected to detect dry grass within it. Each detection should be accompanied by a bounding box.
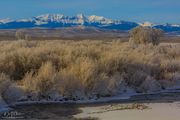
[0,40,179,99]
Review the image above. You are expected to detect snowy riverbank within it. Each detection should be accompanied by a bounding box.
[9,86,180,107]
[74,102,180,120]
[0,88,180,120]
[1,85,180,115]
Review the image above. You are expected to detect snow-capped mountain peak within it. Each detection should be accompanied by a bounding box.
[139,22,155,27]
[0,18,12,24]
[76,13,85,19]
[88,15,105,21]
[32,14,117,25]
[88,15,113,24]
[75,14,87,25]
[34,14,64,22]
[0,14,180,32]
[170,24,180,27]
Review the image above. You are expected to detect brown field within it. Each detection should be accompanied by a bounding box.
[0,28,179,43]
[0,27,128,41]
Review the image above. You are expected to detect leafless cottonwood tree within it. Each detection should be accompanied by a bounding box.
[129,26,163,46]
[15,29,26,40]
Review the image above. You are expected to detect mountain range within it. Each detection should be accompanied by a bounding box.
[0,14,180,32]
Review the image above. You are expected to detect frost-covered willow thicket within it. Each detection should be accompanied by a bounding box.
[0,40,179,102]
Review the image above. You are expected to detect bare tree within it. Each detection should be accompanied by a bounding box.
[129,26,163,46]
[25,34,31,40]
[15,30,26,40]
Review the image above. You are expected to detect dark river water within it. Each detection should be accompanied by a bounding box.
[1,104,83,120]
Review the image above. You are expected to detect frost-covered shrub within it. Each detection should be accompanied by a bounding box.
[0,40,179,100]
[23,62,57,98]
[159,80,175,89]
[127,70,148,89]
[92,73,124,97]
[172,72,180,81]
[129,26,163,45]
[3,84,25,103]
[139,76,161,93]
[35,62,56,96]
[15,29,26,40]
[54,72,85,99]
[0,73,11,96]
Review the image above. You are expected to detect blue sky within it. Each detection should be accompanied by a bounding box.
[0,0,180,23]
